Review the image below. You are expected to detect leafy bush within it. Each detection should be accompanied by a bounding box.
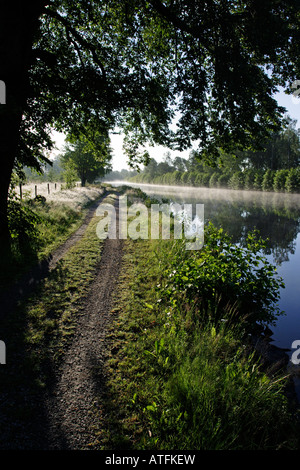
[199,173,211,187]
[243,169,256,190]
[209,172,220,188]
[63,166,78,189]
[162,223,284,328]
[217,173,229,188]
[8,199,42,256]
[180,172,189,185]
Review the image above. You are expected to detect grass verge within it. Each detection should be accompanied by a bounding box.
[101,206,300,450]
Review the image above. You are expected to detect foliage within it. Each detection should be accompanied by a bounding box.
[262,169,275,192]
[285,168,300,193]
[60,132,112,187]
[104,221,298,450]
[273,169,289,192]
[1,0,300,261]
[7,199,42,258]
[162,224,285,328]
[209,172,219,188]
[3,1,300,173]
[62,166,78,189]
[129,137,300,193]
[243,168,256,190]
[228,171,244,190]
[156,327,294,450]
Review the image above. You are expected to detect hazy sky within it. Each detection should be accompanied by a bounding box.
[51,86,300,171]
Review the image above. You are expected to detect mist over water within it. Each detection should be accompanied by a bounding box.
[115,180,300,208]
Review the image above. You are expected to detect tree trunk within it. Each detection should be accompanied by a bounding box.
[0,1,47,267]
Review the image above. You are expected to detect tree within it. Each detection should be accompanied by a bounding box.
[262,169,274,192]
[143,158,158,179]
[1,0,300,262]
[173,157,187,172]
[61,132,112,187]
[286,168,300,193]
[273,169,289,192]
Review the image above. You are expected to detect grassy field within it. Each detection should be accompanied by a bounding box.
[20,182,104,210]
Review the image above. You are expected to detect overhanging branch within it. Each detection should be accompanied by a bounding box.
[44,8,107,80]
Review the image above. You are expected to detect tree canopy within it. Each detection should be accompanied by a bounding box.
[1,0,300,259]
[9,0,300,170]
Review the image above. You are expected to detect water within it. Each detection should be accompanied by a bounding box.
[109,181,300,396]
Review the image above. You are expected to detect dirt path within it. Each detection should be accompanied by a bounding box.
[42,196,124,450]
[48,194,107,271]
[0,190,126,450]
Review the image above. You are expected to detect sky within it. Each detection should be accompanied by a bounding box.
[50,86,300,172]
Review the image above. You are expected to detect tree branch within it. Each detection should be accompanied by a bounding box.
[150,0,208,45]
[44,8,107,80]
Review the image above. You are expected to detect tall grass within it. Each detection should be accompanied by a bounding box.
[143,319,294,450]
[104,230,299,450]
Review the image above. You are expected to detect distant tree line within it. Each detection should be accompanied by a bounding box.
[103,168,138,181]
[130,119,300,193]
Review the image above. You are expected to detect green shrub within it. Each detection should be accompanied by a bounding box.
[180,172,189,185]
[200,173,211,187]
[253,171,263,190]
[63,167,78,189]
[162,223,284,328]
[244,169,256,190]
[8,199,42,257]
[217,173,229,188]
